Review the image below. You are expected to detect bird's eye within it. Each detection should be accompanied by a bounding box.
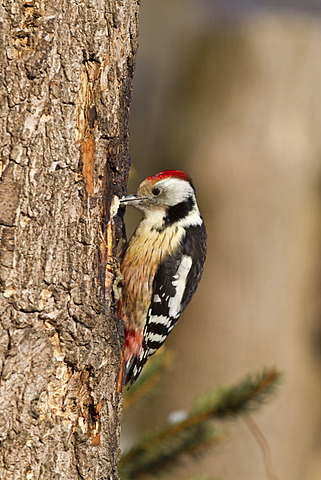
[152,187,161,196]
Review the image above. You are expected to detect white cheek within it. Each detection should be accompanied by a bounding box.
[157,178,195,205]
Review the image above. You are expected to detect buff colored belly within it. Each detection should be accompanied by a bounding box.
[120,222,184,330]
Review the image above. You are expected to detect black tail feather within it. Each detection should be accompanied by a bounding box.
[124,351,148,387]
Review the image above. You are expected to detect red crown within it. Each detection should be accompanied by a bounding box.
[147,170,191,183]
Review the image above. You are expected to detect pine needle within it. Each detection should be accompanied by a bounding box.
[192,368,282,420]
[119,368,281,479]
[119,422,224,479]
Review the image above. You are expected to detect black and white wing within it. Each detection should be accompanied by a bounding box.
[124,224,207,386]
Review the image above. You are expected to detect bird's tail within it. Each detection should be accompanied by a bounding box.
[124,349,149,387]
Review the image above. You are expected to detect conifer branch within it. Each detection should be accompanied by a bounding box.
[119,421,224,479]
[119,368,281,479]
[192,368,281,420]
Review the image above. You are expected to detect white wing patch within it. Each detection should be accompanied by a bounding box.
[143,255,193,358]
[168,254,193,318]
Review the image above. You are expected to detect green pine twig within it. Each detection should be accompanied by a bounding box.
[120,368,281,479]
[120,421,224,479]
[192,367,281,420]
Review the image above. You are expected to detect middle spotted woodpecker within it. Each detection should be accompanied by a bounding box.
[119,170,207,386]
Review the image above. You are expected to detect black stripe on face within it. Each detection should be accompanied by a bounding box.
[164,196,195,226]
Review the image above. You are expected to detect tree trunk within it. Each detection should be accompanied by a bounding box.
[0,1,139,478]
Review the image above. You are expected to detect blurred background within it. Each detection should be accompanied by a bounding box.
[123,1,321,479]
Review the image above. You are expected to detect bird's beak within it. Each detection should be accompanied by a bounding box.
[119,194,148,206]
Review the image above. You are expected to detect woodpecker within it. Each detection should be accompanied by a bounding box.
[119,170,207,386]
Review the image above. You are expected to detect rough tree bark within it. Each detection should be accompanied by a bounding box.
[0,1,139,479]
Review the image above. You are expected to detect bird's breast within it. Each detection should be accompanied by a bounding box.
[120,223,185,330]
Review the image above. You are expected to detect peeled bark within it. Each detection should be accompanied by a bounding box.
[0,1,139,478]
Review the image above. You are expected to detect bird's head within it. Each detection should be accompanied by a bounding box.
[120,170,196,216]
